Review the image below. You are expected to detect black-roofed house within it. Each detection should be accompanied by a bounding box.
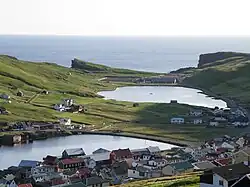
[200,163,250,187]
[231,173,250,187]
[62,148,86,158]
[192,161,216,171]
[92,148,110,154]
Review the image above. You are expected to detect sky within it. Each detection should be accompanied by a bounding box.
[1,0,250,36]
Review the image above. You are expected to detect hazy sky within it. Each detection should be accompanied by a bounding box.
[1,0,250,36]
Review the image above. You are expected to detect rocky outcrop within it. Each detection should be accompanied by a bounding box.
[198,52,250,68]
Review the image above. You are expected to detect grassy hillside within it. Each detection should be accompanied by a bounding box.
[182,54,250,104]
[117,174,200,187]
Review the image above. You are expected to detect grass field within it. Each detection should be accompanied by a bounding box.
[0,54,249,144]
[117,173,200,187]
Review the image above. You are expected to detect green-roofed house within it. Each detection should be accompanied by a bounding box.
[162,161,194,176]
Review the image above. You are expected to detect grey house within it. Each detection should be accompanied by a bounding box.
[62,148,86,158]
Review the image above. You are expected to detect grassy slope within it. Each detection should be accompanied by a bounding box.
[1,55,247,143]
[182,56,250,104]
[117,174,199,187]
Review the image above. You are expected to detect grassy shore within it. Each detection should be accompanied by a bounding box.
[0,54,249,145]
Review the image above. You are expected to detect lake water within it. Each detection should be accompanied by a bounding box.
[0,134,176,170]
[1,36,250,72]
[98,86,227,108]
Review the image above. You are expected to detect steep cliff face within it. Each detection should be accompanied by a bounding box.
[198,52,250,68]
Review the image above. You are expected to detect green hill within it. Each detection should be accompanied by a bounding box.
[180,52,250,104]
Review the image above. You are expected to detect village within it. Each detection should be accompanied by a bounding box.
[2,132,250,187]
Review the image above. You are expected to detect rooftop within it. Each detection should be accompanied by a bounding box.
[147,146,161,153]
[18,160,40,168]
[61,158,85,165]
[212,163,250,181]
[112,148,132,158]
[63,148,85,156]
[92,148,110,154]
[193,161,216,170]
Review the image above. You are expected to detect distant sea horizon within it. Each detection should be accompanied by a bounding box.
[1,35,250,73]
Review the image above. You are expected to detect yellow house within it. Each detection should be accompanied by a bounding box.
[232,147,250,164]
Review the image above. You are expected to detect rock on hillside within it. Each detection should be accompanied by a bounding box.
[198,52,250,68]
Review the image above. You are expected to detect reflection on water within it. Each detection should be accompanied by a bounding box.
[0,134,176,169]
[98,86,227,108]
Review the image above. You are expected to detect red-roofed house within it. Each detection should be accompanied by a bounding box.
[50,178,67,187]
[58,158,85,171]
[111,148,132,161]
[76,168,91,179]
[214,158,233,167]
[18,184,33,187]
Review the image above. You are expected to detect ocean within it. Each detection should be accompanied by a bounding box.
[0,35,250,73]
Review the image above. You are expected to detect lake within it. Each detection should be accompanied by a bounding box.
[98,86,227,108]
[0,134,176,170]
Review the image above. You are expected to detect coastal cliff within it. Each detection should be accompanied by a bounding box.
[198,52,250,68]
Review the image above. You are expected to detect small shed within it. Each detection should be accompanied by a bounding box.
[17,91,24,97]
[170,100,178,104]
[133,103,139,107]
[42,90,49,95]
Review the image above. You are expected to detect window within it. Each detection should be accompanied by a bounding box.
[219,180,224,186]
[139,172,145,177]
[133,171,135,173]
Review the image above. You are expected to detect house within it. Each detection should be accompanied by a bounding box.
[58,158,85,170]
[236,137,245,148]
[43,155,59,166]
[193,118,203,124]
[220,142,237,150]
[192,161,216,171]
[233,121,249,127]
[83,176,109,187]
[0,94,10,100]
[59,118,71,126]
[75,168,91,179]
[128,165,152,179]
[32,122,58,131]
[63,99,74,107]
[88,152,112,167]
[18,184,33,187]
[16,91,24,97]
[62,148,86,158]
[209,121,219,127]
[81,156,96,169]
[214,117,227,122]
[147,146,161,156]
[189,109,203,117]
[162,161,193,176]
[111,148,132,161]
[232,146,250,164]
[200,163,250,187]
[31,166,55,176]
[213,158,233,167]
[231,173,250,187]
[18,160,40,168]
[170,117,184,124]
[148,159,167,168]
[0,174,17,187]
[111,161,129,182]
[131,148,150,160]
[54,104,66,112]
[2,135,22,145]
[92,148,110,154]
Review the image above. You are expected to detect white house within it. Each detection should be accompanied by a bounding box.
[233,122,249,127]
[0,175,17,187]
[54,104,65,112]
[59,118,71,126]
[31,166,54,176]
[170,117,184,124]
[200,163,250,187]
[221,142,236,150]
[128,165,152,179]
[236,137,245,148]
[148,159,167,168]
[190,110,203,117]
[193,119,203,124]
[209,121,219,127]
